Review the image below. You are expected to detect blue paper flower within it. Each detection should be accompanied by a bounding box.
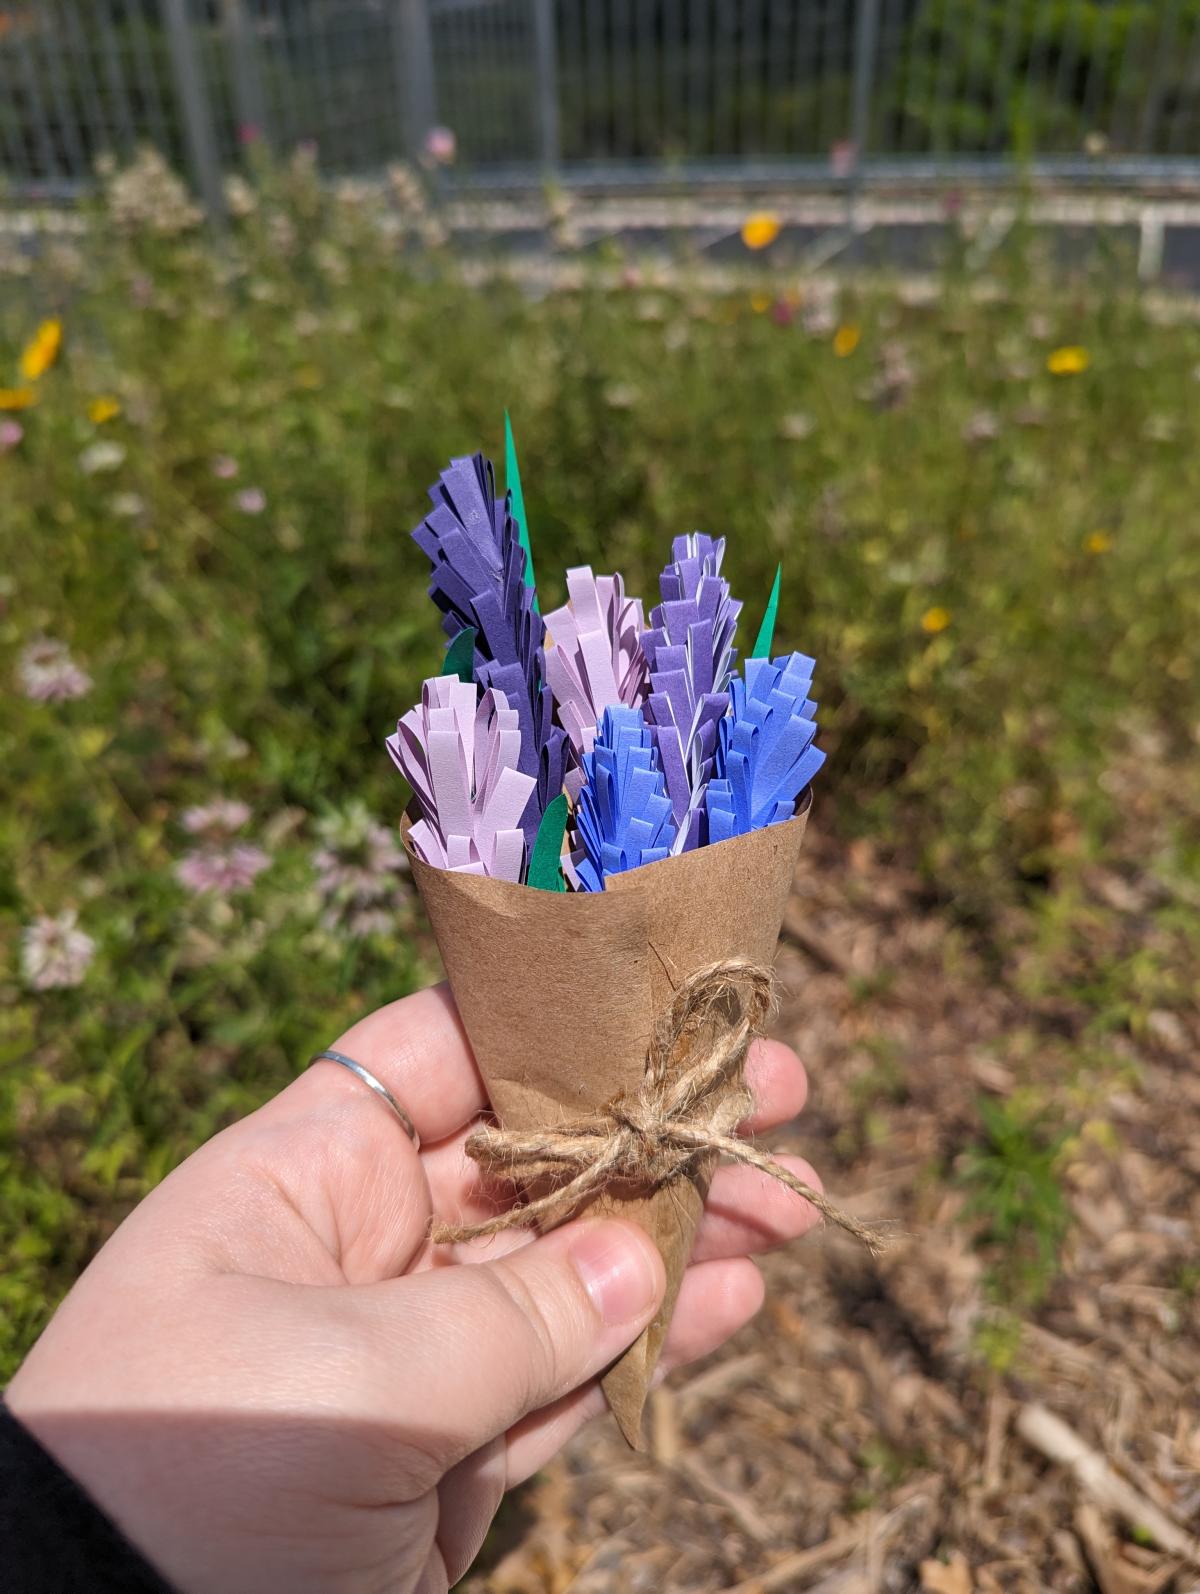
[575,705,678,892]
[641,533,742,852]
[705,654,825,844]
[412,453,566,853]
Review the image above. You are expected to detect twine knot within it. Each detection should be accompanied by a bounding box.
[431,957,884,1254]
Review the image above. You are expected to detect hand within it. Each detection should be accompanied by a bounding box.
[6,984,822,1593]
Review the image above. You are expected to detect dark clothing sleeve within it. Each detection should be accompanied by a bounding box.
[0,1401,173,1593]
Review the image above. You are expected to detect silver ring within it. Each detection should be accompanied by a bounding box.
[310,1050,421,1151]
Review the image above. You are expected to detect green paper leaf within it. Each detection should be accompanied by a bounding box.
[442,627,476,683]
[504,410,539,612]
[749,563,782,659]
[527,793,568,891]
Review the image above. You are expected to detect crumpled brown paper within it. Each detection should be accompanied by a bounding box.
[403,801,809,1447]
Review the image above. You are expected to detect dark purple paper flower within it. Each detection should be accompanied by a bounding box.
[641,533,742,852]
[411,453,566,850]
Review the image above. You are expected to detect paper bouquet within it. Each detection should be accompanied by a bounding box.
[390,422,840,1446]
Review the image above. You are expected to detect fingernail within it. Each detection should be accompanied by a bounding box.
[570,1222,660,1326]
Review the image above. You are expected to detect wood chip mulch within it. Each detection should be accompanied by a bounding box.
[462,822,1200,1594]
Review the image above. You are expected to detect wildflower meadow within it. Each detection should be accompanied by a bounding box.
[2,144,1199,1453]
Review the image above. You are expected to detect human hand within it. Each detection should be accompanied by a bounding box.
[6,984,822,1593]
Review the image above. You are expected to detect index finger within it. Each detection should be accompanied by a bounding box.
[274,982,489,1147]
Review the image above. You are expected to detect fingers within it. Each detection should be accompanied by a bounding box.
[690,1154,823,1263]
[352,1218,665,1486]
[740,1038,807,1135]
[266,983,489,1148]
[421,1039,811,1241]
[188,985,486,1285]
[503,1256,765,1485]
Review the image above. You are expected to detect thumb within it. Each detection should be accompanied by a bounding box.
[356,1219,665,1474]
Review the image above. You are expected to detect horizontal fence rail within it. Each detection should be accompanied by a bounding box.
[3,0,1200,205]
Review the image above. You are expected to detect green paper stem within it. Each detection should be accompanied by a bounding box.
[504,410,538,612]
[442,626,477,683]
[527,793,568,891]
[749,563,782,659]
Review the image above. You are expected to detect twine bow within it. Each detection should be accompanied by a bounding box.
[431,958,883,1253]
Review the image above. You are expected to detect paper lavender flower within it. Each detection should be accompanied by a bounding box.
[387,675,535,882]
[705,654,825,844]
[411,453,566,850]
[641,533,742,853]
[574,705,677,892]
[543,566,647,798]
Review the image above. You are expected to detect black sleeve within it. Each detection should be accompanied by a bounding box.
[0,1400,174,1593]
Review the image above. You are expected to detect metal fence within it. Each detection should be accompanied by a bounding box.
[3,1,1200,206]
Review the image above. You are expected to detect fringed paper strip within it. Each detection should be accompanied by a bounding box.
[387,676,535,882]
[705,654,825,844]
[412,453,566,851]
[543,566,647,799]
[574,705,677,892]
[641,533,742,853]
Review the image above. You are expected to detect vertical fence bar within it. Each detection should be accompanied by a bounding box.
[636,0,656,159]
[532,0,561,168]
[161,0,226,219]
[0,41,32,187]
[393,0,437,162]
[56,0,114,174]
[127,0,173,155]
[223,0,270,147]
[92,0,138,155]
[1137,0,1183,153]
[1166,15,1200,152]
[1050,0,1087,152]
[957,0,990,157]
[850,0,880,174]
[987,0,1023,157]
[14,25,60,182]
[1080,0,1118,140]
[37,1,90,183]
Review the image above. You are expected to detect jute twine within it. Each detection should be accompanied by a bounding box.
[431,958,884,1254]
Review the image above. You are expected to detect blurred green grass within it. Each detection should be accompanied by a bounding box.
[1,153,1198,1376]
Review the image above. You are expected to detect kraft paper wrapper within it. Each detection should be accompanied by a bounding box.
[403,800,809,1448]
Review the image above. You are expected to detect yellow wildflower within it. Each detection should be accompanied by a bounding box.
[921,606,951,634]
[20,318,63,382]
[0,386,37,411]
[1085,531,1113,555]
[1047,345,1089,375]
[741,212,782,251]
[88,396,121,425]
[749,291,771,315]
[833,324,861,358]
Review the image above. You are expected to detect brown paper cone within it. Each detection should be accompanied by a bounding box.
[404,802,809,1447]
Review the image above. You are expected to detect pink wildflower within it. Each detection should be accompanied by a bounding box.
[22,910,96,990]
[176,844,271,896]
[18,639,93,703]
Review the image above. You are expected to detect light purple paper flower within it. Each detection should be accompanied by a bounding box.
[387,675,535,882]
[21,910,95,991]
[18,638,93,703]
[705,654,825,844]
[411,453,566,851]
[176,845,271,895]
[641,533,742,852]
[543,566,647,798]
